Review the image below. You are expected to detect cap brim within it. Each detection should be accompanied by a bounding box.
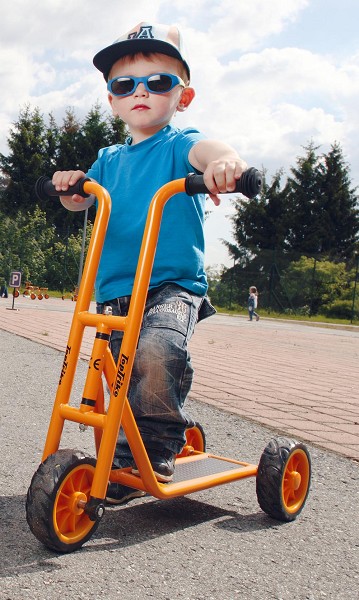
[93,39,190,80]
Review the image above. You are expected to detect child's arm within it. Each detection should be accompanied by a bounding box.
[52,170,96,212]
[188,140,248,205]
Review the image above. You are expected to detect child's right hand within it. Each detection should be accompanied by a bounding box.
[52,170,86,203]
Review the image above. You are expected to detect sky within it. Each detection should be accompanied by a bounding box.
[1,0,358,267]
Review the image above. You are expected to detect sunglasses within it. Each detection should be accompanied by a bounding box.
[107,73,186,97]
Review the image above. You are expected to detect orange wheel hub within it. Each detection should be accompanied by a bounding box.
[282,449,310,514]
[53,464,95,544]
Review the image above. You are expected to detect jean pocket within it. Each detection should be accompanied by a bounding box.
[143,285,198,339]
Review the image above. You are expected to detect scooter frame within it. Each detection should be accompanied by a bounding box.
[26,171,311,552]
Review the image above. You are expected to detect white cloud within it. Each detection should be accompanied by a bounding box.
[183,43,359,183]
[165,0,309,51]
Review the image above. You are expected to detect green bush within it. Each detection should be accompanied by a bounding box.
[322,299,354,320]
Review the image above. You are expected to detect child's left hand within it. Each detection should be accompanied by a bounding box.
[203,157,248,206]
[188,139,248,206]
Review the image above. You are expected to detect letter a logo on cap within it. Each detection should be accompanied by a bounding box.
[128,25,154,40]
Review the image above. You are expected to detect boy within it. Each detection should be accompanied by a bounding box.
[53,22,248,505]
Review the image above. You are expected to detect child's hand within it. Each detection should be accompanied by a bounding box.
[52,170,87,203]
[203,157,248,206]
[188,140,248,206]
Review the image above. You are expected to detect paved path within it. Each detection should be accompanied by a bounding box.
[1,296,358,599]
[0,295,358,461]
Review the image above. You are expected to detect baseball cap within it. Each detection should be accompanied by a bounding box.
[93,22,190,81]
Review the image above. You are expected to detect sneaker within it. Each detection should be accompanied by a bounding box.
[256,315,260,321]
[106,482,146,506]
[132,449,175,483]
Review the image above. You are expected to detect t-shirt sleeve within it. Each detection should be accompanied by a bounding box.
[175,127,206,173]
[86,146,110,181]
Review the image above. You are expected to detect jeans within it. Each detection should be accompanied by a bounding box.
[97,283,215,467]
[248,308,259,320]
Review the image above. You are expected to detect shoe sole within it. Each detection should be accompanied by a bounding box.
[105,490,146,506]
[131,467,173,483]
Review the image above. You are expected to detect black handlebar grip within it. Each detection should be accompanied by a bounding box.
[34,176,91,201]
[185,167,262,199]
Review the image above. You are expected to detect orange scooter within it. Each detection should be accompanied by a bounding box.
[26,169,311,553]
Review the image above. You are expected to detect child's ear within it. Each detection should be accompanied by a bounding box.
[108,93,117,115]
[177,86,195,112]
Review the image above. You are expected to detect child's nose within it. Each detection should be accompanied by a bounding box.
[134,82,149,96]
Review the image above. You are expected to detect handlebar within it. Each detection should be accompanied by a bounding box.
[34,167,262,202]
[185,167,262,198]
[34,176,92,200]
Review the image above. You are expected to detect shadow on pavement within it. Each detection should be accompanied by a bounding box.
[0,494,277,575]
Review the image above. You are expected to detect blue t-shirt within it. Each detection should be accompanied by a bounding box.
[87,124,207,302]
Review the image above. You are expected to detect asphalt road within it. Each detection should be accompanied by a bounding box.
[0,330,358,600]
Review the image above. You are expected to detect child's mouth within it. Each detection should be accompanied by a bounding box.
[133,104,150,111]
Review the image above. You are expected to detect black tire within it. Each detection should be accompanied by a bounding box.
[256,437,311,522]
[26,449,101,553]
[177,422,206,457]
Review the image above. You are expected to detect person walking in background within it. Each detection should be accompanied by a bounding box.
[248,286,259,321]
[0,281,8,298]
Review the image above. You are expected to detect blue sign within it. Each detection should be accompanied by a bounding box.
[9,271,22,288]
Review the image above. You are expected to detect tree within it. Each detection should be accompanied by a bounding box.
[57,107,82,171]
[0,205,56,283]
[285,142,359,261]
[220,142,359,313]
[108,114,128,146]
[76,103,127,169]
[42,113,60,175]
[281,256,350,315]
[285,142,322,255]
[227,170,289,263]
[221,170,291,307]
[0,103,124,289]
[0,103,127,222]
[49,107,91,235]
[316,143,359,262]
[51,105,127,234]
[44,219,93,290]
[0,105,49,216]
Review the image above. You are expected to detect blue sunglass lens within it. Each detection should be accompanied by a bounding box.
[147,74,173,92]
[110,77,134,95]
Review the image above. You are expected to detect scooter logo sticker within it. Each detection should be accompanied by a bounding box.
[113,353,129,397]
[59,345,71,385]
[93,358,101,371]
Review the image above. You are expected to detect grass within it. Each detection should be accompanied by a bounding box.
[215,305,359,327]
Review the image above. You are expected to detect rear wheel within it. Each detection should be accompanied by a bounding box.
[256,437,311,521]
[177,422,206,457]
[26,449,101,553]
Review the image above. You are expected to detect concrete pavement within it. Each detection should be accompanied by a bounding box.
[1,295,359,599]
[1,294,358,462]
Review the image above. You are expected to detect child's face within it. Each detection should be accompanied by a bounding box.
[108,53,194,143]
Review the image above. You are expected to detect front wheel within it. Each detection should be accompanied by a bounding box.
[26,449,101,553]
[256,437,311,522]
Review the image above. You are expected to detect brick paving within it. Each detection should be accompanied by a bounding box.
[1,294,358,461]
